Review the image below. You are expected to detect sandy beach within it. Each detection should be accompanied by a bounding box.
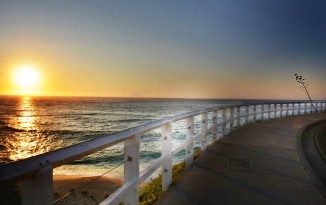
[0,174,122,205]
[53,175,122,205]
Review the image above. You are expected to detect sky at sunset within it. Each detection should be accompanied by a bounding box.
[0,0,325,99]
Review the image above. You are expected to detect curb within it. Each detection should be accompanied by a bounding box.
[296,119,326,198]
[314,125,326,164]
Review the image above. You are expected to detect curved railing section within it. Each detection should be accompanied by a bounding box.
[0,101,325,205]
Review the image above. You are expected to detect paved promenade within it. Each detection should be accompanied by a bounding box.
[156,112,326,205]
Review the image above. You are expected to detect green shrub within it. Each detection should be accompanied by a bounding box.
[139,148,201,205]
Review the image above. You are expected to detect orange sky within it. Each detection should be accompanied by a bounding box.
[1,61,324,100]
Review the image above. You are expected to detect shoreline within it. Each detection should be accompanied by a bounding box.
[53,174,123,205]
[0,174,123,205]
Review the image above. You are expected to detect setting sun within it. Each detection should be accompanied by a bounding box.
[13,65,40,88]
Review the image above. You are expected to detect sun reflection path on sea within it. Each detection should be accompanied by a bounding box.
[0,97,53,162]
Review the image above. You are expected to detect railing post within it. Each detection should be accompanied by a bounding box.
[316,102,318,112]
[201,112,208,151]
[285,103,289,116]
[123,135,140,205]
[308,102,310,114]
[253,105,257,121]
[311,102,314,113]
[291,103,294,115]
[20,166,53,205]
[245,105,249,124]
[221,109,226,135]
[315,102,317,112]
[229,107,234,131]
[313,102,317,113]
[321,102,323,111]
[275,104,278,118]
[162,123,172,191]
[212,110,218,142]
[237,106,241,127]
[302,103,304,114]
[261,104,264,120]
[283,104,286,117]
[267,104,271,119]
[319,103,322,112]
[311,102,313,113]
[297,103,301,115]
[307,102,310,114]
[186,117,194,168]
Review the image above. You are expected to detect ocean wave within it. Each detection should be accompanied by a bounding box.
[140,150,161,160]
[0,126,26,132]
[115,118,153,123]
[68,154,124,165]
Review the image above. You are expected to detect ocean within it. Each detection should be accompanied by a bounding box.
[0,96,280,178]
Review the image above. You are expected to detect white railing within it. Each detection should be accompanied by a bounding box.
[0,101,325,205]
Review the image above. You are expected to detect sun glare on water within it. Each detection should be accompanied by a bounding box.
[13,64,41,89]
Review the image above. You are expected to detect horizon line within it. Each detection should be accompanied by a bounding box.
[0,94,324,101]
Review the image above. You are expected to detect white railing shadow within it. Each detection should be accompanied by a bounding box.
[0,101,325,205]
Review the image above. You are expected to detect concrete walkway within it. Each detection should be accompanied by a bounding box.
[156,113,326,205]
